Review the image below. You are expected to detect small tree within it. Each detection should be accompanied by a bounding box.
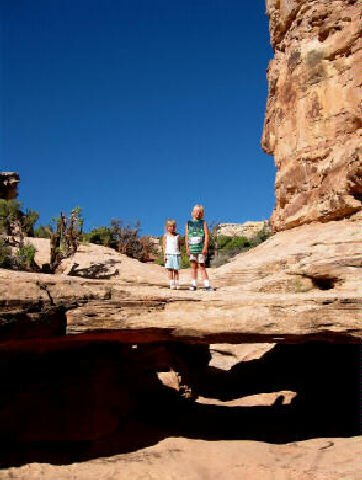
[0,238,12,268]
[110,219,142,257]
[22,208,40,237]
[0,199,23,235]
[13,243,36,270]
[48,207,84,271]
[66,206,83,254]
[85,226,117,247]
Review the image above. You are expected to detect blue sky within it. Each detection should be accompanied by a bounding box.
[1,0,275,236]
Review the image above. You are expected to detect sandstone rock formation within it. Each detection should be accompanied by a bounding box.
[1,1,361,477]
[262,0,362,231]
[0,172,20,200]
[215,220,270,238]
[1,218,360,345]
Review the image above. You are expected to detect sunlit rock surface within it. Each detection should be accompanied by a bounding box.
[262,0,361,231]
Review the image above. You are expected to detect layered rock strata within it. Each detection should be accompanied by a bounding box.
[1,2,361,473]
[262,0,362,231]
[1,219,360,344]
[215,221,270,239]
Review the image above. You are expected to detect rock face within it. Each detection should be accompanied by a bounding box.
[216,221,270,239]
[1,3,361,476]
[0,172,20,200]
[262,0,362,231]
[0,221,360,474]
[1,218,360,344]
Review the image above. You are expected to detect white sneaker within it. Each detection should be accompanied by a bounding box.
[189,285,197,291]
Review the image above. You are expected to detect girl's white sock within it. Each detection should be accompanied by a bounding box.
[191,279,197,287]
[169,279,175,287]
[204,279,210,287]
[174,280,179,286]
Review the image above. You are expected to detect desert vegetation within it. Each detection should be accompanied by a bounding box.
[0,199,38,270]
[0,198,271,272]
[209,227,271,268]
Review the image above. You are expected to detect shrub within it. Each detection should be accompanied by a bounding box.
[0,200,41,237]
[13,243,36,270]
[34,225,53,238]
[84,226,117,248]
[256,228,271,243]
[22,209,40,236]
[0,238,12,268]
[210,228,272,267]
[0,239,36,270]
[0,199,23,235]
[221,236,252,251]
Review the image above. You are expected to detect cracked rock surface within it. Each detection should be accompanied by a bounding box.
[262,0,361,231]
[0,218,360,344]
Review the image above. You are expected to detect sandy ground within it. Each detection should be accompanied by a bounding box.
[1,436,360,480]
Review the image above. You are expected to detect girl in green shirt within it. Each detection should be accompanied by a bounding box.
[185,204,211,291]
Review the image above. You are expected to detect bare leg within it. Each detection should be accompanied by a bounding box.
[199,263,208,281]
[174,270,179,281]
[168,269,174,280]
[190,260,198,281]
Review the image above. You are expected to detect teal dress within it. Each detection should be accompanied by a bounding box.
[187,220,205,254]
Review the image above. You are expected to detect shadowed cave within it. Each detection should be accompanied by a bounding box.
[0,341,359,468]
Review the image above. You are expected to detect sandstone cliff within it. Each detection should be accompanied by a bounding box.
[262,0,361,231]
[0,3,361,476]
[216,221,270,239]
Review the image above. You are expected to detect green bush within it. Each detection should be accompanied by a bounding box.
[83,226,117,248]
[13,243,36,270]
[0,199,23,235]
[0,200,41,237]
[0,239,36,270]
[221,236,252,251]
[210,228,272,267]
[22,209,40,236]
[256,228,271,243]
[0,238,12,268]
[34,225,52,238]
[214,235,231,249]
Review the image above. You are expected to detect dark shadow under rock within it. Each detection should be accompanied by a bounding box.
[0,342,359,468]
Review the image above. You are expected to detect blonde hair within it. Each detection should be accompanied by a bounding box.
[165,219,177,229]
[191,204,205,219]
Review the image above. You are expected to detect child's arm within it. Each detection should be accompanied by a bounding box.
[203,221,209,254]
[162,235,167,262]
[185,223,190,255]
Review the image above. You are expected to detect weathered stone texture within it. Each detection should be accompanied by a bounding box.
[262,0,362,231]
[216,221,270,239]
[1,219,359,344]
[0,172,20,200]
